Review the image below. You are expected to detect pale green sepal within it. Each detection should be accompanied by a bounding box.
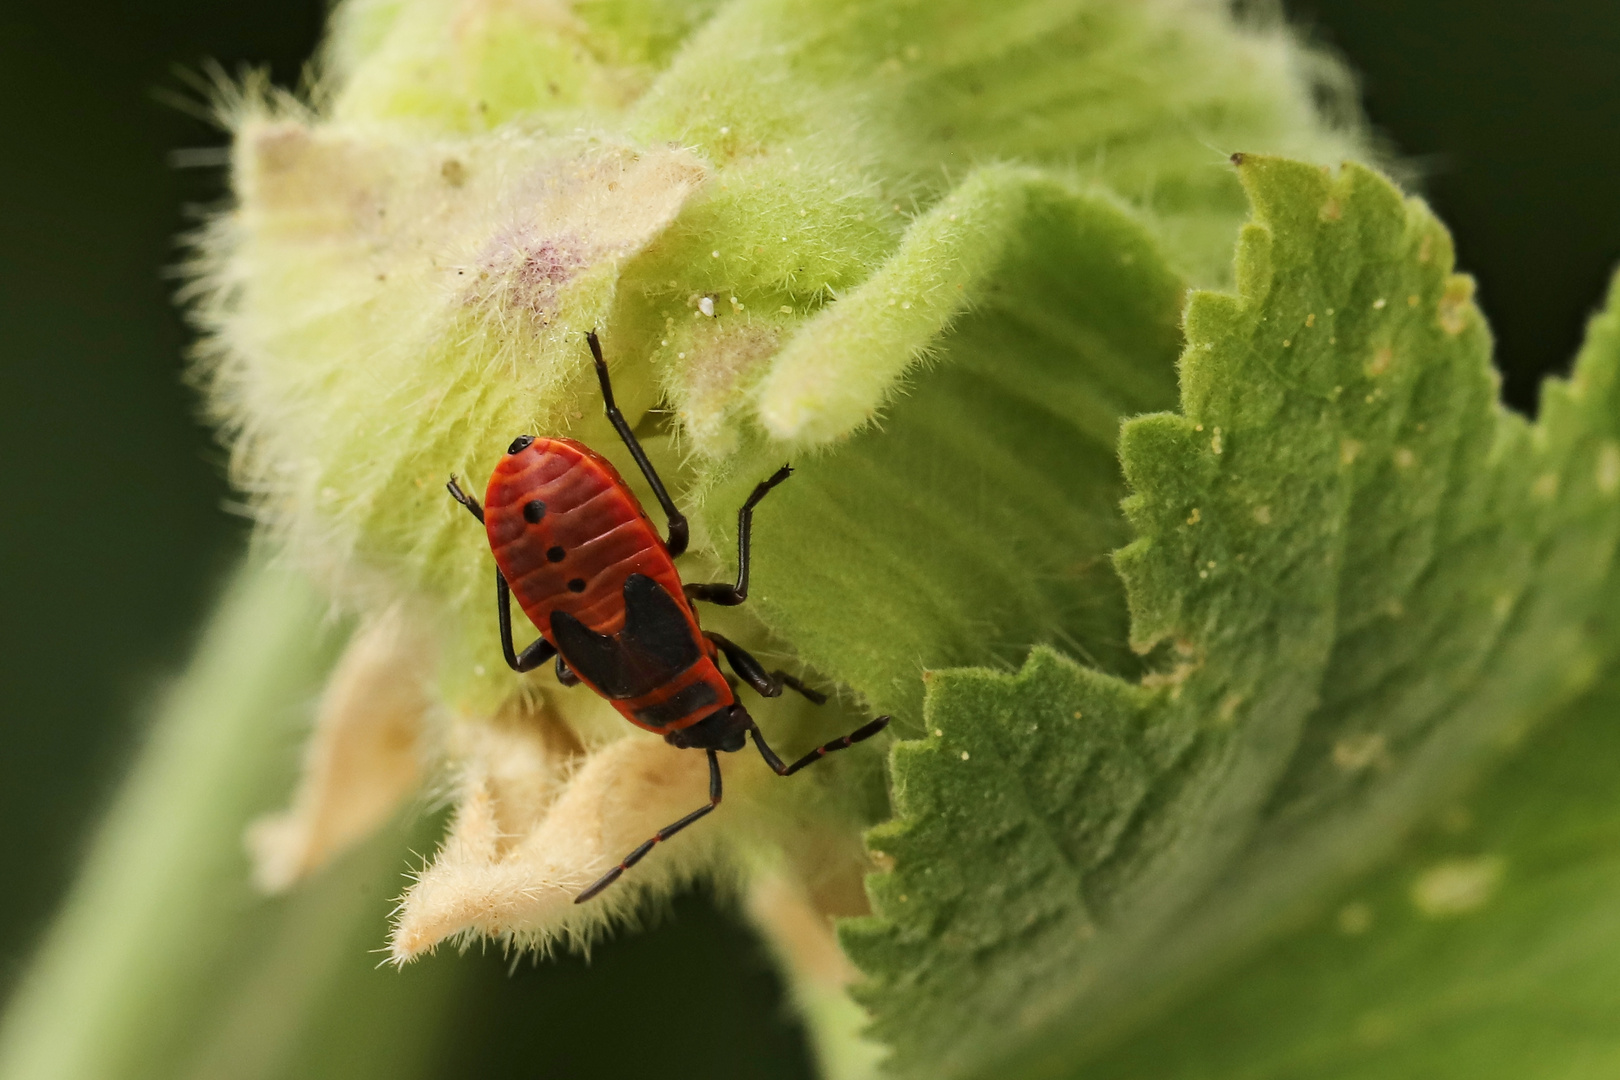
[327,0,722,130]
[690,181,1184,729]
[754,166,1145,447]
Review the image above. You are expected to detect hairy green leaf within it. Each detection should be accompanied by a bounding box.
[838,157,1620,1078]
[1089,659,1620,1079]
[185,0,1385,986]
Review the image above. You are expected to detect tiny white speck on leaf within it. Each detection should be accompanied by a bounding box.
[1373,297,1386,309]
[1412,856,1504,917]
[699,296,716,317]
[1598,442,1620,494]
[932,729,943,738]
[960,751,970,761]
[1440,805,1473,833]
[1332,732,1388,772]
[1336,902,1373,935]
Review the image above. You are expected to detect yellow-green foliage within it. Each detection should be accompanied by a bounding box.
[5,3,1614,1080]
[841,157,1620,1078]
[192,0,1367,724]
[180,1,1574,1076]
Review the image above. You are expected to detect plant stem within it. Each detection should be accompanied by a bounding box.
[0,553,461,1080]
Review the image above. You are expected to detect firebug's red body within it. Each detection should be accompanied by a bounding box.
[483,437,734,735]
[449,330,889,904]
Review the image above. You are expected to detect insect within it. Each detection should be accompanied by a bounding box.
[447,331,890,904]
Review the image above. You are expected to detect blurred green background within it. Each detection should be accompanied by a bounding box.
[1,2,1616,1077]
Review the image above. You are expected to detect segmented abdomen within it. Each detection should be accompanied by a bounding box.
[484,437,685,635]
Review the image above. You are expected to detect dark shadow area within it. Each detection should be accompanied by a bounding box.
[437,888,815,1080]
[1290,0,1620,413]
[0,1,320,992]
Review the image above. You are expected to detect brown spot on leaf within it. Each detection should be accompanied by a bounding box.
[1141,639,1203,695]
[1438,276,1474,335]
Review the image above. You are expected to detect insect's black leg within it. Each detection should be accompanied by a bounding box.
[750,715,891,777]
[575,748,721,903]
[707,631,780,696]
[684,465,793,606]
[771,672,827,705]
[707,631,828,704]
[457,478,551,671]
[446,476,485,523]
[496,567,557,673]
[586,330,689,557]
[555,654,581,687]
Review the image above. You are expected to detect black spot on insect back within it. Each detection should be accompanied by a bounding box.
[508,435,535,454]
[548,577,701,699]
[567,578,587,593]
[523,500,547,523]
[547,546,566,562]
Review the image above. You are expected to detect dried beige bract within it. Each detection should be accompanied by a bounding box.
[247,613,434,893]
